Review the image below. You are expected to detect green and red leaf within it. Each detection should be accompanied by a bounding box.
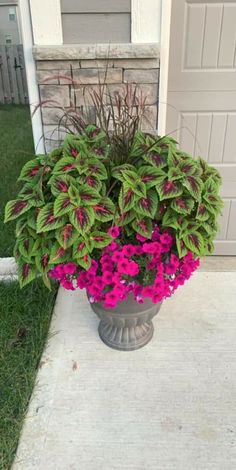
[182,231,205,256]
[176,237,189,258]
[196,202,210,221]
[36,203,65,233]
[49,243,70,264]
[53,157,76,175]
[18,159,42,182]
[183,176,203,201]
[85,160,107,180]
[69,206,94,234]
[90,231,113,249]
[136,190,158,218]
[132,217,153,239]
[157,179,183,201]
[114,210,136,226]
[56,223,78,249]
[139,166,166,188]
[143,152,167,169]
[48,175,70,196]
[76,254,92,270]
[18,262,37,288]
[5,199,31,222]
[171,197,194,215]
[72,239,88,259]
[94,197,115,222]
[79,185,101,206]
[111,164,136,182]
[118,186,137,212]
[54,193,73,217]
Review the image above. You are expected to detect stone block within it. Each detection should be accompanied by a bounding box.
[72,68,122,84]
[141,106,158,131]
[36,70,59,85]
[113,58,160,69]
[36,60,74,70]
[106,83,158,106]
[39,85,71,108]
[124,69,159,84]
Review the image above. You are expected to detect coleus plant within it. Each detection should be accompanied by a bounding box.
[5,124,223,290]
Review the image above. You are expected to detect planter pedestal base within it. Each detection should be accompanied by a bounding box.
[89,294,162,351]
[98,319,154,351]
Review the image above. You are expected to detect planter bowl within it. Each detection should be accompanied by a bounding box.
[89,294,162,351]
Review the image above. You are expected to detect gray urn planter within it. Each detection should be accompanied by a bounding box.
[89,294,162,351]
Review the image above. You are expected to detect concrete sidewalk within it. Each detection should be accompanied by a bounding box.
[13,270,236,470]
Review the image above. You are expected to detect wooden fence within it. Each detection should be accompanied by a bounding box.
[0,44,28,104]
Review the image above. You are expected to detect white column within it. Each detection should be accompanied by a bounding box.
[131,0,161,43]
[158,0,172,135]
[18,0,44,154]
[29,0,63,45]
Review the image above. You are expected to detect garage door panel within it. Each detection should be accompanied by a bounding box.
[169,1,236,91]
[216,200,231,240]
[166,0,236,254]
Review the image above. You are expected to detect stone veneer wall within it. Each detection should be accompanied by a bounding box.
[33,44,160,152]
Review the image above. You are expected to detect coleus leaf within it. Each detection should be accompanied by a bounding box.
[4,199,32,222]
[18,261,37,288]
[182,176,203,201]
[72,239,88,259]
[15,219,27,237]
[171,197,195,215]
[56,224,78,249]
[69,206,94,234]
[201,220,219,236]
[79,185,101,206]
[35,252,51,274]
[119,186,137,212]
[18,159,42,182]
[143,152,167,169]
[18,237,35,261]
[77,254,92,270]
[114,209,136,226]
[162,209,181,230]
[79,174,102,191]
[94,197,115,222]
[85,160,107,180]
[132,217,153,239]
[196,202,210,222]
[157,180,183,201]
[167,146,179,167]
[138,166,166,188]
[111,164,136,182]
[136,190,158,218]
[176,237,189,258]
[122,169,139,186]
[205,240,214,255]
[90,231,113,249]
[63,133,81,159]
[49,243,70,264]
[54,194,73,217]
[182,231,205,256]
[36,203,65,233]
[18,184,44,207]
[53,157,76,175]
[167,167,183,181]
[178,159,199,176]
[48,175,70,197]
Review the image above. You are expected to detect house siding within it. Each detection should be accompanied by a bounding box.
[60,0,131,44]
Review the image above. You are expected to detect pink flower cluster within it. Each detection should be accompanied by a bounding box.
[49,226,200,309]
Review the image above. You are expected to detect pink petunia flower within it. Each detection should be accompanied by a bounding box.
[108,226,121,238]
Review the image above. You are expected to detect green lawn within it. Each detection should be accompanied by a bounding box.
[0,105,35,257]
[0,105,57,469]
[0,280,57,469]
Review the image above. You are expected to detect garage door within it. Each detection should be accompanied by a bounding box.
[165,0,236,255]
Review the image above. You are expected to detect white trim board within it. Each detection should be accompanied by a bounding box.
[131,0,161,43]
[158,0,172,135]
[18,0,44,154]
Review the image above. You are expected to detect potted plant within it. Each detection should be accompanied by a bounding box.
[4,86,223,351]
